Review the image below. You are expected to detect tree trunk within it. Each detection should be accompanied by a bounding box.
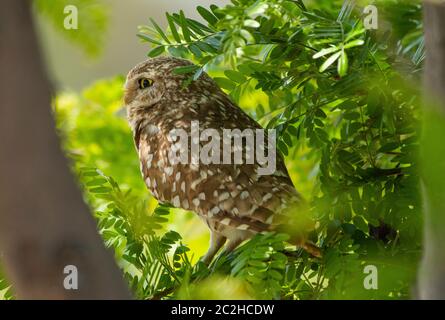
[0,0,130,299]
[418,0,445,299]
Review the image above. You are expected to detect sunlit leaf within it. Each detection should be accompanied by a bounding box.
[319,51,342,72]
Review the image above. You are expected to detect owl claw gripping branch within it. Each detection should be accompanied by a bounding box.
[124,57,321,263]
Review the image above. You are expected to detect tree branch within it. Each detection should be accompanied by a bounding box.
[418,0,445,300]
[0,0,130,299]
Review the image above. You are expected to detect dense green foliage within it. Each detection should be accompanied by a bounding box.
[0,0,424,300]
[133,0,423,299]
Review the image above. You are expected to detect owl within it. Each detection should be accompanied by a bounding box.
[124,57,320,263]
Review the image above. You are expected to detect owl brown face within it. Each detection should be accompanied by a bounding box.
[124,57,194,111]
[124,67,165,110]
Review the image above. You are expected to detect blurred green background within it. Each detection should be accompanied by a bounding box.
[34,0,229,90]
[1,0,428,300]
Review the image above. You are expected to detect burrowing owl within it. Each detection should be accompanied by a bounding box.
[124,57,320,263]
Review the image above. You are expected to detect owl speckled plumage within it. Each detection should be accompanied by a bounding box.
[124,57,320,263]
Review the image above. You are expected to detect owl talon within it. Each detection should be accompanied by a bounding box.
[201,232,226,265]
[301,242,322,258]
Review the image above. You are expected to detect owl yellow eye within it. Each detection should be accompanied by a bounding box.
[138,78,153,89]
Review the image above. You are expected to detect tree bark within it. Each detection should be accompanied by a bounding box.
[0,0,130,299]
[418,0,445,300]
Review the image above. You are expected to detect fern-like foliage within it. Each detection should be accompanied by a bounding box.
[1,0,424,300]
[134,0,422,299]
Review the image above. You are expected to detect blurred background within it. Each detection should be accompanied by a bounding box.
[31,0,232,270]
[0,0,432,300]
[34,0,229,90]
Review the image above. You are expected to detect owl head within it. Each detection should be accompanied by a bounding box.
[124,57,209,112]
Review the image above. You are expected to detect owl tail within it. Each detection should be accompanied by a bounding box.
[289,235,323,258]
[301,241,322,258]
[273,218,322,258]
[274,201,322,258]
[284,229,322,258]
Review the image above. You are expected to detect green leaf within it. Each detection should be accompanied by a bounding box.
[168,46,189,57]
[173,65,199,75]
[224,70,247,83]
[193,68,204,80]
[278,140,289,156]
[379,142,399,153]
[338,50,348,77]
[313,46,339,59]
[166,13,181,43]
[179,10,193,42]
[353,216,369,233]
[210,4,224,18]
[345,28,365,42]
[150,18,170,44]
[337,100,356,110]
[197,6,218,25]
[240,29,255,43]
[268,269,283,281]
[244,19,260,28]
[214,77,236,90]
[182,18,206,37]
[248,260,268,268]
[189,43,202,58]
[89,186,112,193]
[86,178,107,186]
[319,51,342,73]
[246,2,268,16]
[0,279,9,290]
[287,125,298,136]
[344,39,365,49]
[147,46,165,57]
[186,18,214,34]
[315,108,327,118]
[196,41,218,53]
[137,33,162,45]
[343,112,360,120]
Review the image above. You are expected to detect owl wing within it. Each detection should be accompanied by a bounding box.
[185,93,304,233]
[137,90,305,234]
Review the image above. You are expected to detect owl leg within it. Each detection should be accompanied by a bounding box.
[201,232,226,264]
[223,238,243,253]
